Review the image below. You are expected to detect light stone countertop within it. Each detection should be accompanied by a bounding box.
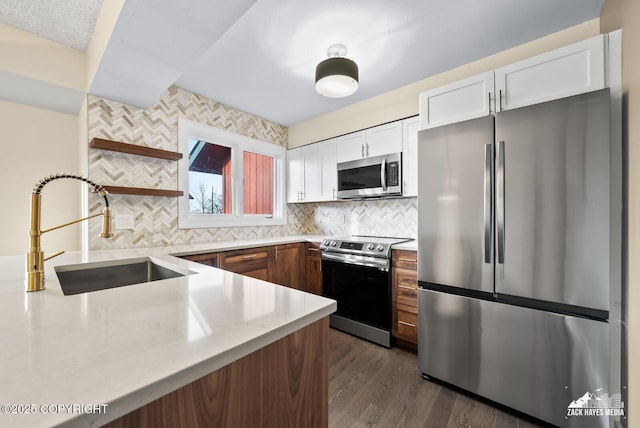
[0,235,337,428]
[390,240,417,251]
[165,235,416,255]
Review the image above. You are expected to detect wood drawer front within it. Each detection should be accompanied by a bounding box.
[392,250,417,270]
[181,252,219,268]
[396,269,418,307]
[222,249,270,274]
[396,304,418,344]
[224,250,269,265]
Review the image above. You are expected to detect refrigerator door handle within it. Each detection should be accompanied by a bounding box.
[381,158,387,191]
[497,140,505,264]
[483,144,492,263]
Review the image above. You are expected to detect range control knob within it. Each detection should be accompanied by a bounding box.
[330,240,338,247]
[376,244,385,252]
[367,243,375,250]
[322,239,329,246]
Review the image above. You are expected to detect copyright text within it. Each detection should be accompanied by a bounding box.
[1,404,108,415]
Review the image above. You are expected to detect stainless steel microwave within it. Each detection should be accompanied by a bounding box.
[337,152,402,199]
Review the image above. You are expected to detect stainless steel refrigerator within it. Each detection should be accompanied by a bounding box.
[417,89,620,427]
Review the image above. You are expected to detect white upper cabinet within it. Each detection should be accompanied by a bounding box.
[287,147,304,203]
[336,131,366,163]
[365,121,403,158]
[419,71,495,129]
[419,35,606,126]
[495,35,605,112]
[302,144,321,202]
[336,122,403,163]
[402,116,419,197]
[318,139,337,201]
[287,140,337,203]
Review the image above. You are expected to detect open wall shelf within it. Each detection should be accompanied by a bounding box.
[89,138,184,197]
[94,186,184,197]
[90,138,183,161]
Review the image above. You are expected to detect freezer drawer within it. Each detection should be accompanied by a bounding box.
[418,289,609,427]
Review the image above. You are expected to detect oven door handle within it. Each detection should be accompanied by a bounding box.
[321,252,390,271]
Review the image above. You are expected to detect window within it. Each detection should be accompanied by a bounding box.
[178,118,287,228]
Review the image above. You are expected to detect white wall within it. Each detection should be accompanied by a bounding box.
[600,0,639,424]
[0,100,81,257]
[0,23,86,91]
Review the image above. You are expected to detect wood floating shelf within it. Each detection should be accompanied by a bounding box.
[90,138,183,161]
[97,186,183,197]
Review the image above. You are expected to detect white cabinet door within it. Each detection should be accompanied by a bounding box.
[365,121,403,157]
[495,35,605,112]
[402,116,420,197]
[287,147,304,203]
[318,139,337,201]
[301,144,321,202]
[336,131,366,163]
[419,71,494,129]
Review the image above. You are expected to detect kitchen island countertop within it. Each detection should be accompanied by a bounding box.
[0,236,336,427]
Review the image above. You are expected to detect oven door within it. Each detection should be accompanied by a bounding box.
[321,254,391,331]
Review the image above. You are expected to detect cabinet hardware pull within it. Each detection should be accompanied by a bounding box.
[361,144,365,158]
[398,285,415,290]
[398,257,416,262]
[308,248,319,252]
[398,321,416,328]
[333,188,337,199]
[366,143,370,157]
[488,92,492,114]
[242,254,258,260]
[499,89,503,111]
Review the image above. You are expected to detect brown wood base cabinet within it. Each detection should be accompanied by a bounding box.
[391,250,418,351]
[304,242,322,295]
[104,318,329,428]
[180,242,321,294]
[271,243,304,290]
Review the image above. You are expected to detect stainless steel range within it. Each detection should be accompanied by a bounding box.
[320,235,411,347]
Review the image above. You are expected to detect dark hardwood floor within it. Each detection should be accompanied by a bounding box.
[328,328,544,428]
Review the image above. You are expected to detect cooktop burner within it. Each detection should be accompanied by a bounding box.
[319,235,412,258]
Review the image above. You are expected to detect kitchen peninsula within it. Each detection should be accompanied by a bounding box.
[0,236,336,427]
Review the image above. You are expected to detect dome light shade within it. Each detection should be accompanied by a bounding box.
[315,45,359,98]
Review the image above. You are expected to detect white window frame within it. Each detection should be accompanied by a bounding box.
[178,118,287,228]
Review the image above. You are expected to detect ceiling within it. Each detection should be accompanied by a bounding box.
[2,0,606,126]
[0,0,103,51]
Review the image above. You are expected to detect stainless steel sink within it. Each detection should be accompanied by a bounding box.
[54,257,193,295]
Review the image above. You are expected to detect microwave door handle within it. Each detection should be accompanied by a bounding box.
[381,158,387,191]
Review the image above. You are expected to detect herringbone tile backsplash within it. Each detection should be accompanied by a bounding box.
[87,86,416,249]
[308,198,417,239]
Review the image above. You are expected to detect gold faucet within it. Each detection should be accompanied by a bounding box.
[26,173,114,292]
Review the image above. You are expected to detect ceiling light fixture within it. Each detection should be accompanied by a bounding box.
[315,44,359,98]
